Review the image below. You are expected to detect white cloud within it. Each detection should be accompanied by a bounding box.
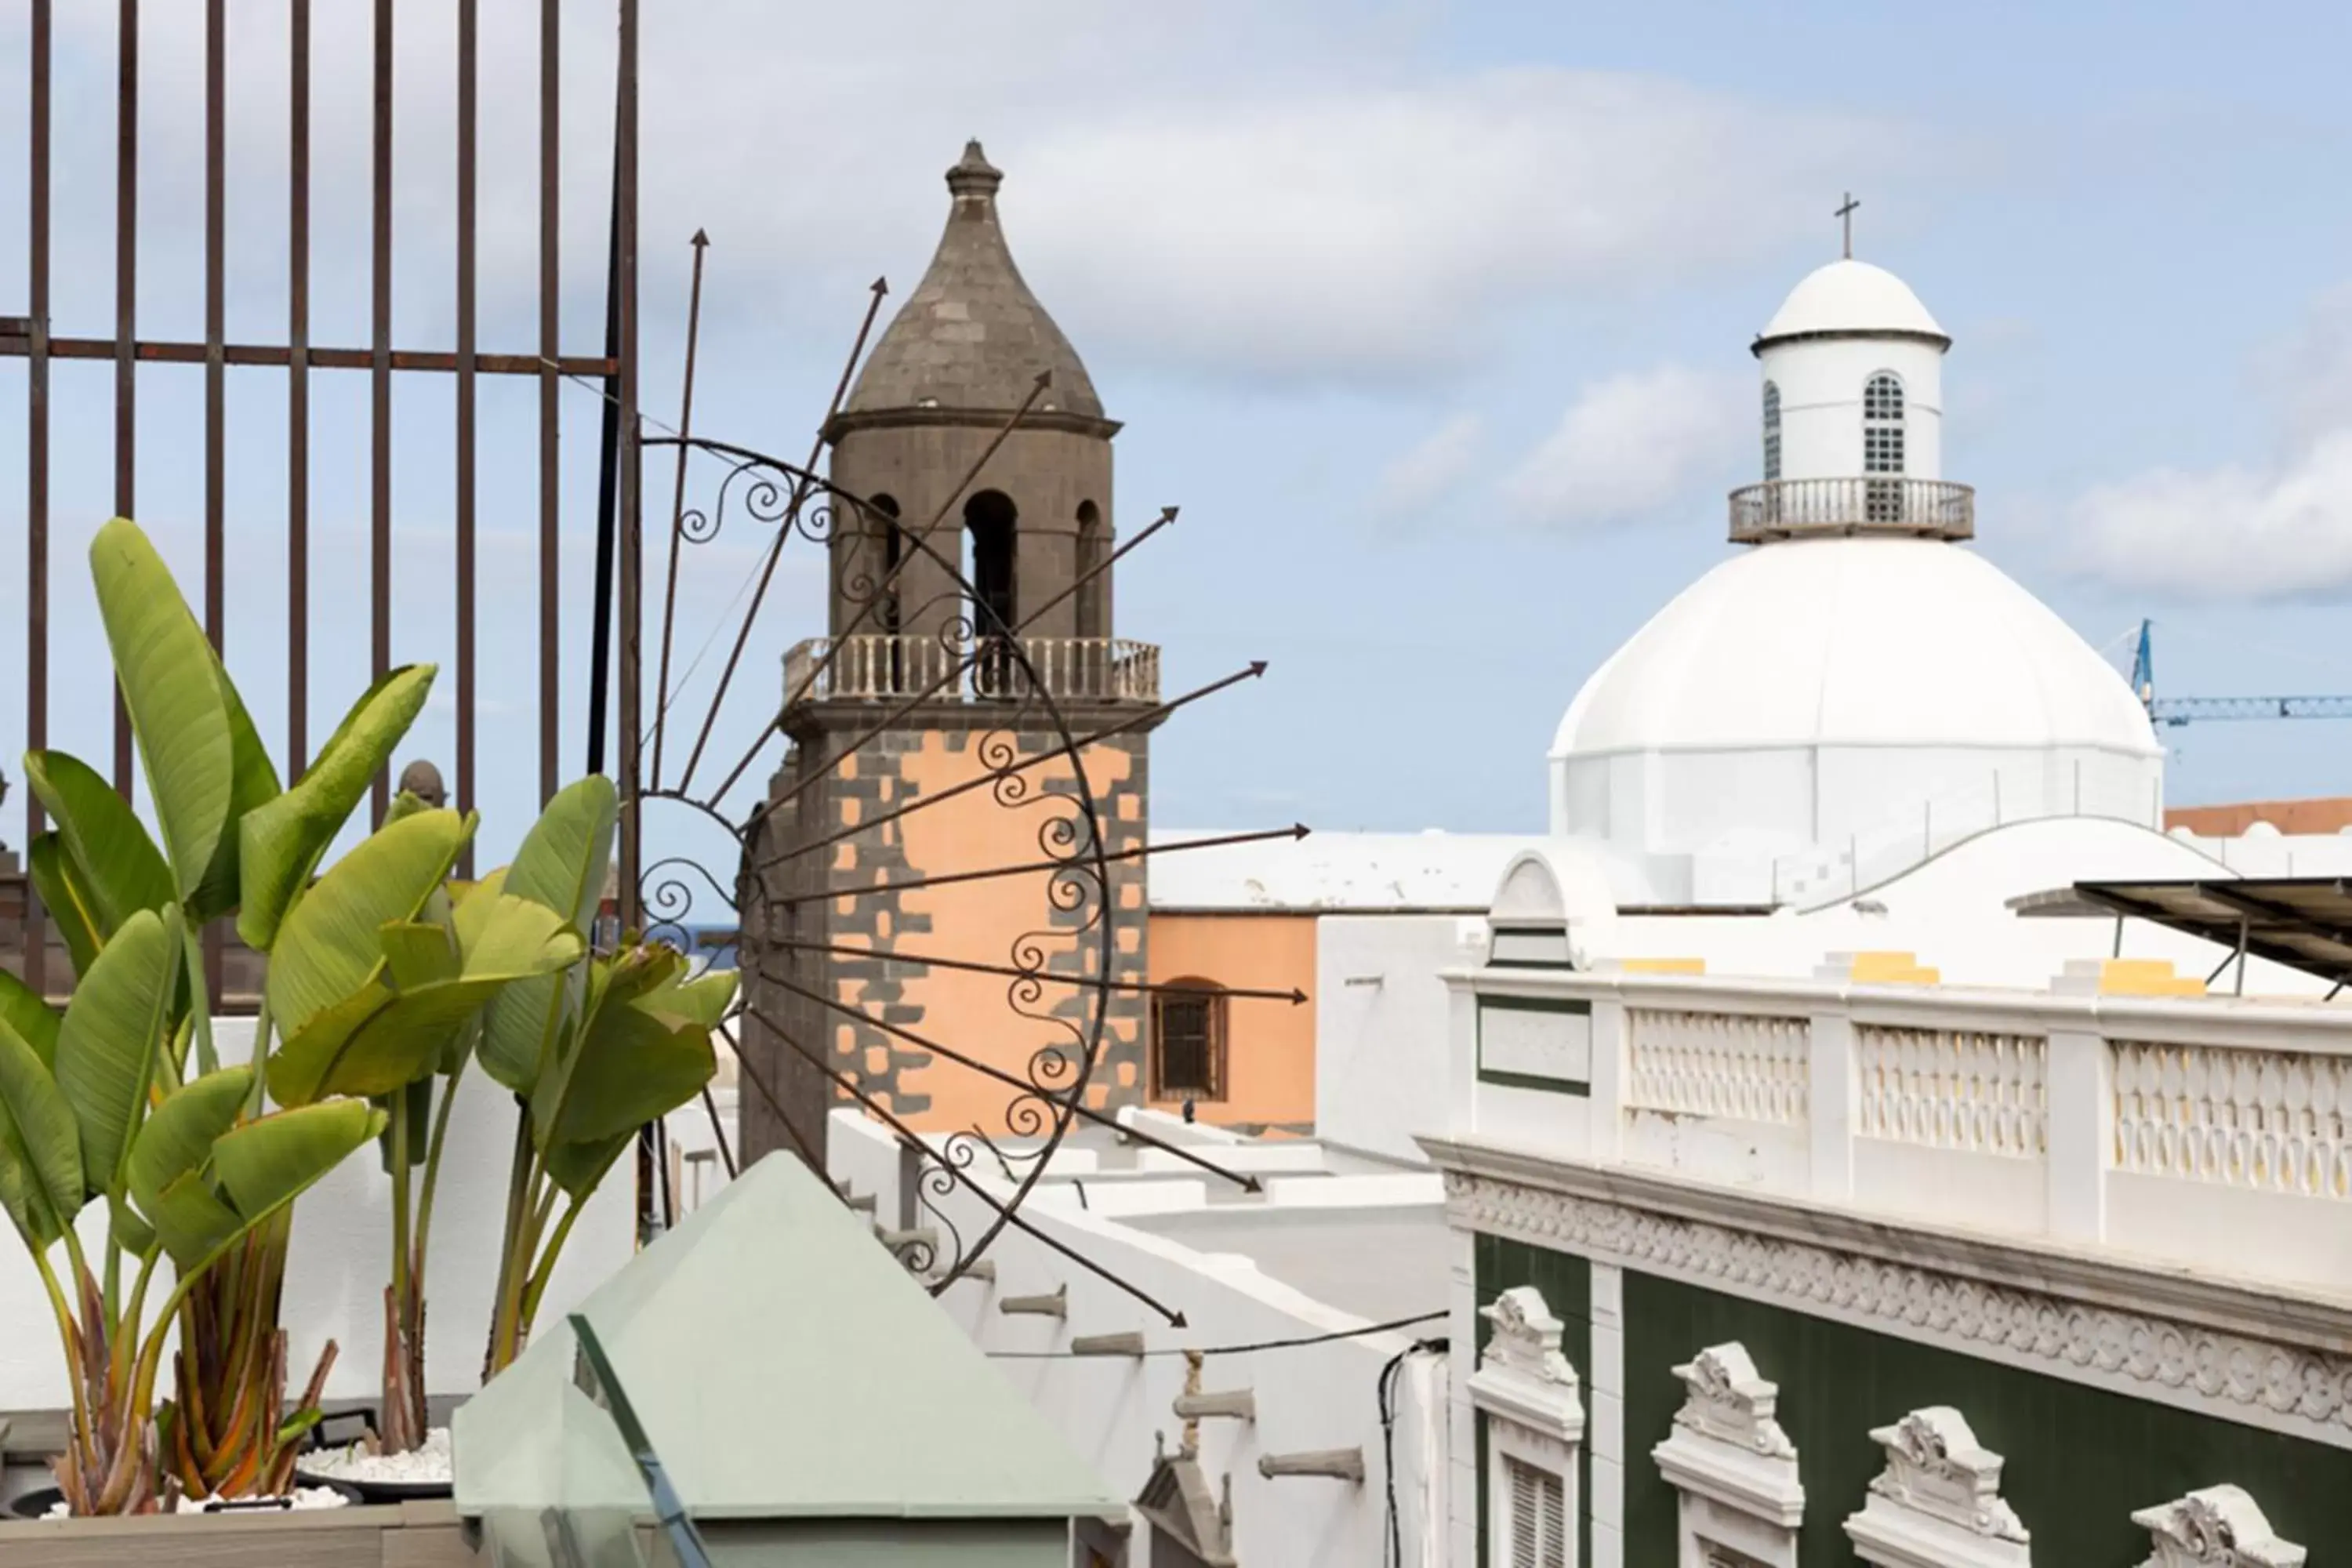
[1374,413,1483,518]
[1501,365,1750,530]
[23,3,1907,383]
[2071,284,2352,600]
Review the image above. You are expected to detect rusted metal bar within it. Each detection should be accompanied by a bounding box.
[455,0,478,877]
[113,0,137,795]
[368,0,393,826]
[288,0,310,775]
[24,0,52,995]
[537,0,560,805]
[615,0,648,1240]
[0,337,616,375]
[202,0,227,999]
[586,192,622,778]
[651,230,709,790]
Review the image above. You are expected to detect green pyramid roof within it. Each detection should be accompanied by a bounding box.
[452,1153,1123,1522]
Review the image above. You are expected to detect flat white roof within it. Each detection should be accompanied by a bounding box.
[1147,829,1537,913]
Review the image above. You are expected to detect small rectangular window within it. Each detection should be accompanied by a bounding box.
[1504,1454,1567,1568]
[1151,987,1225,1100]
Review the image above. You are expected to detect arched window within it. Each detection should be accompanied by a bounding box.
[964,490,1018,696]
[1074,500,1105,641]
[1863,372,1905,522]
[1150,979,1227,1102]
[1761,382,1782,482]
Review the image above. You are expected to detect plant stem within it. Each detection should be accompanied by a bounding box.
[31,1247,94,1456]
[485,1100,535,1380]
[517,1196,587,1334]
[413,1052,470,1282]
[244,996,274,1115]
[389,1089,412,1352]
[183,922,218,1077]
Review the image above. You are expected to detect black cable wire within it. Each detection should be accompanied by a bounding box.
[1379,1335,1448,1568]
[985,1308,1446,1360]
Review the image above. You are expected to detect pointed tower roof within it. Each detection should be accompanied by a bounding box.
[840,141,1108,428]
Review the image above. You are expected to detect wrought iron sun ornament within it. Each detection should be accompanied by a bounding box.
[622,238,1305,1323]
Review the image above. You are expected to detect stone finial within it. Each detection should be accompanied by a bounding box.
[397,759,447,810]
[946,139,1004,200]
[2132,1486,2305,1568]
[1672,1341,1797,1459]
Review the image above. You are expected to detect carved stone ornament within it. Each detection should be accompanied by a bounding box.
[1674,1343,1796,1459]
[1443,1168,2352,1443]
[1846,1406,2030,1567]
[1469,1286,1584,1441]
[2132,1486,2306,1568]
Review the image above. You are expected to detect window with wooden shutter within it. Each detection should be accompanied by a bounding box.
[1149,981,1227,1101]
[1504,1454,1567,1568]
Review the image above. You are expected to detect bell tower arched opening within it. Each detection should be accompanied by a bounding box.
[964,489,1018,694]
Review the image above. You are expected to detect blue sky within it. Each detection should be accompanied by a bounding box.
[5,0,2352,863]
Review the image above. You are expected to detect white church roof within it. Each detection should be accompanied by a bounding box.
[1758,257,1947,344]
[1550,536,2161,761]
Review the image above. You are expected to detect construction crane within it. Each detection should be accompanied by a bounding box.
[2131,619,2352,728]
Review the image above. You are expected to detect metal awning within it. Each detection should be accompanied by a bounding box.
[2012,878,2352,987]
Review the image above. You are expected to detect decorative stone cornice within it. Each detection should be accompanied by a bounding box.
[2132,1485,2305,1567]
[1846,1406,2030,1567]
[1439,1157,2352,1446]
[1469,1285,1584,1442]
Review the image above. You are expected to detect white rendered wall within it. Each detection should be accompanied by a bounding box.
[1315,914,1488,1163]
[0,1018,637,1414]
[829,1112,1450,1566]
[1757,334,1944,481]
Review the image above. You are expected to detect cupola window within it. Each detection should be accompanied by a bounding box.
[1863,372,1905,521]
[1762,382,1782,482]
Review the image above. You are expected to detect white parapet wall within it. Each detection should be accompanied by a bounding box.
[829,1110,1450,1566]
[1446,965,2352,1295]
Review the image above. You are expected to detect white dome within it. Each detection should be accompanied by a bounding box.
[1758,259,1947,345]
[1553,539,2157,760]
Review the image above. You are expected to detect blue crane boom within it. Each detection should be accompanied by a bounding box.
[2131,619,2352,728]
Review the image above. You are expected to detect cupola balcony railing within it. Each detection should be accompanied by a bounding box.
[783,634,1162,707]
[1729,477,1975,543]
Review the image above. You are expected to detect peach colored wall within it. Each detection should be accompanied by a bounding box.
[1145,913,1319,1131]
[2167,797,2352,836]
[832,733,1145,1135]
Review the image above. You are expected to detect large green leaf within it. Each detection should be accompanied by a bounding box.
[89,518,234,905]
[543,1128,633,1200]
[0,1017,80,1240]
[536,983,719,1152]
[27,833,103,982]
[189,652,283,922]
[0,970,61,1071]
[54,903,182,1202]
[236,665,437,951]
[265,809,474,1039]
[208,1101,385,1226]
[269,898,582,1105]
[22,750,173,935]
[506,775,619,931]
[129,1067,252,1267]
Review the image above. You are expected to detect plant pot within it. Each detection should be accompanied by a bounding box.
[7,1479,365,1520]
[290,1408,454,1504]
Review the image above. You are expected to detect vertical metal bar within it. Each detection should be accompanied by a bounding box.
[615,0,648,1243]
[537,0,561,806]
[24,0,52,996]
[368,0,394,826]
[288,0,310,775]
[455,0,478,877]
[113,0,139,795]
[651,231,709,791]
[202,0,227,999]
[586,196,621,779]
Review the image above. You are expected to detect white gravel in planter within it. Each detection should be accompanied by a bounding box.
[300,1425,452,1485]
[42,1485,350,1519]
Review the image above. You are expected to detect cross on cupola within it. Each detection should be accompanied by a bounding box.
[1835,192,1860,259]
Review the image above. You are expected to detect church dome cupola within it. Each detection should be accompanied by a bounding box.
[835,140,1108,430]
[1736,208,1965,544]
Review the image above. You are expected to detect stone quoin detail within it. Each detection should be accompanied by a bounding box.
[1443,1169,2352,1441]
[1845,1406,2030,1567]
[2132,1485,2305,1568]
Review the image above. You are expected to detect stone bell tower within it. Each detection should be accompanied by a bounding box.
[739,143,1161,1169]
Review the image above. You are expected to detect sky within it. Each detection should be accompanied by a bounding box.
[5,0,2352,867]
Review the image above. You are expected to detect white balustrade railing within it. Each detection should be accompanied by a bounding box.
[783,635,1161,706]
[1454,967,2352,1292]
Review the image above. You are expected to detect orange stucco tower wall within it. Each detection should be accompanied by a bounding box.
[735,143,1161,1163]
